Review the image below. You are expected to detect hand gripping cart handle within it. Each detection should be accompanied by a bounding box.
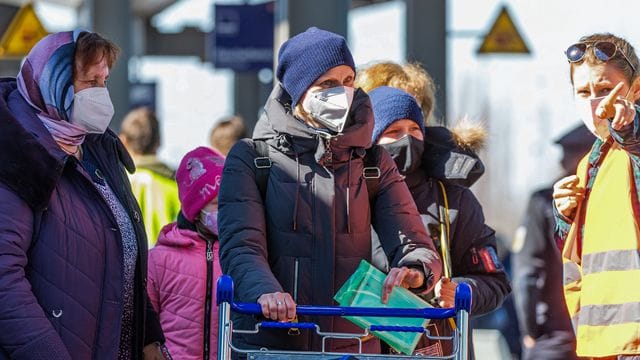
[216,275,472,360]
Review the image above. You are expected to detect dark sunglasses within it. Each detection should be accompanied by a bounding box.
[565,41,636,73]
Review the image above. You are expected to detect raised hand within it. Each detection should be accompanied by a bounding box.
[553,175,584,219]
[595,81,637,130]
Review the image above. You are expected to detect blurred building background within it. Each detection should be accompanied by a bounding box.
[0,0,635,291]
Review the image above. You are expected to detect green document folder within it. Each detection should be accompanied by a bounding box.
[333,260,431,355]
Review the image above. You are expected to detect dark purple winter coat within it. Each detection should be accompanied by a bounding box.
[0,78,164,359]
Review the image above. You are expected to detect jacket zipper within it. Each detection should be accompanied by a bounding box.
[203,240,214,360]
[289,258,301,336]
[293,258,299,302]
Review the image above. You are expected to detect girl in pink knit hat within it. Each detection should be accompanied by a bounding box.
[147,146,225,360]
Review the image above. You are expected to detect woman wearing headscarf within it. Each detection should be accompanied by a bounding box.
[0,30,166,359]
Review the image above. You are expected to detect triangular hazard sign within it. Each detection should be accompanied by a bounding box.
[477,6,530,54]
[0,3,47,58]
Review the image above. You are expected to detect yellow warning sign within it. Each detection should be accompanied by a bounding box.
[477,6,530,54]
[0,3,48,58]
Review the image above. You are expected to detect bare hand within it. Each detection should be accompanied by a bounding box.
[523,335,536,349]
[381,266,425,304]
[595,81,637,130]
[257,292,296,321]
[553,175,584,219]
[434,278,459,308]
[143,343,165,360]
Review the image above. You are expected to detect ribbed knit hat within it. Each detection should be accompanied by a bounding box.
[175,147,225,222]
[276,27,355,106]
[369,86,424,143]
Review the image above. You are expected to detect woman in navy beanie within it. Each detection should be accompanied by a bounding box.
[218,27,442,355]
[370,86,511,358]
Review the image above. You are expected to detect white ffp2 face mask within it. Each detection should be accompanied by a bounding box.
[70,87,115,134]
[302,86,355,133]
[575,96,610,139]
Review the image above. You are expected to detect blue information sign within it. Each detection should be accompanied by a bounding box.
[212,2,275,71]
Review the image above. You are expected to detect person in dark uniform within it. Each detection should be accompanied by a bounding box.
[512,124,594,360]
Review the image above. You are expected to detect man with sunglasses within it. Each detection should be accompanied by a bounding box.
[554,33,640,360]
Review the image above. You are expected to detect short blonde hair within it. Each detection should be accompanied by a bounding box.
[356,61,437,123]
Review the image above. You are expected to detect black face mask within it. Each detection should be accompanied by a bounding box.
[380,135,424,175]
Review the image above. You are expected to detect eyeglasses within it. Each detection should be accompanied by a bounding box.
[565,41,637,73]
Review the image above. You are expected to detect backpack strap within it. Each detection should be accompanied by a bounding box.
[253,140,272,201]
[363,145,382,203]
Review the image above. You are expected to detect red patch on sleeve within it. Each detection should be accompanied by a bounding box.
[479,248,497,273]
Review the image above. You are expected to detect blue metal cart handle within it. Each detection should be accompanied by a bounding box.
[216,275,472,319]
[369,325,426,333]
[260,321,317,329]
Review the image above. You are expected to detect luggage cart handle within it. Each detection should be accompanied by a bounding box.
[259,321,317,329]
[369,325,426,333]
[216,275,472,318]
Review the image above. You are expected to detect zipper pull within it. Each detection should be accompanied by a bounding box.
[206,240,213,261]
[470,247,479,265]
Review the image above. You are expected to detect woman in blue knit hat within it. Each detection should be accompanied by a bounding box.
[370,86,511,358]
[218,27,442,354]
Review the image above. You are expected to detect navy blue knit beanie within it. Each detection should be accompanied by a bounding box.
[370,86,425,143]
[276,27,355,106]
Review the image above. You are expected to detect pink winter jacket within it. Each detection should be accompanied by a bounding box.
[147,222,222,360]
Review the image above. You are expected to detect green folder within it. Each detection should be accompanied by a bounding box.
[334,260,431,355]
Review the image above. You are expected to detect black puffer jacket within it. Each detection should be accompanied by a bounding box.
[218,84,442,353]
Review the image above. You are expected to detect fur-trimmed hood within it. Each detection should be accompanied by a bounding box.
[449,116,487,153]
[0,77,134,211]
[422,118,487,187]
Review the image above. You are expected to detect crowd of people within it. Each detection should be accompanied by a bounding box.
[0,25,638,360]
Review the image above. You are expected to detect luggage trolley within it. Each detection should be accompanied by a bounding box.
[217,275,472,360]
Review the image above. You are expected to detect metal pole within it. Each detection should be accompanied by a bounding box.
[217,302,232,360]
[405,0,446,124]
[83,0,132,132]
[455,309,469,360]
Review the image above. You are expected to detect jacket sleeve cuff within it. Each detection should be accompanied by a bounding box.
[552,203,572,248]
[408,263,437,295]
[553,202,572,231]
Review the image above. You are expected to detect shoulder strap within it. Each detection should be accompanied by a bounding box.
[363,145,382,203]
[253,140,272,201]
[436,180,453,278]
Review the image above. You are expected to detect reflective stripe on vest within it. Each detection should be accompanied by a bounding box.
[582,249,640,275]
[563,261,582,286]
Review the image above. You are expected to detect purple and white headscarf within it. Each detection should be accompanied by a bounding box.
[17,29,88,146]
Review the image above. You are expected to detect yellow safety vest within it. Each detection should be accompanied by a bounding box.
[129,167,181,247]
[563,144,640,357]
